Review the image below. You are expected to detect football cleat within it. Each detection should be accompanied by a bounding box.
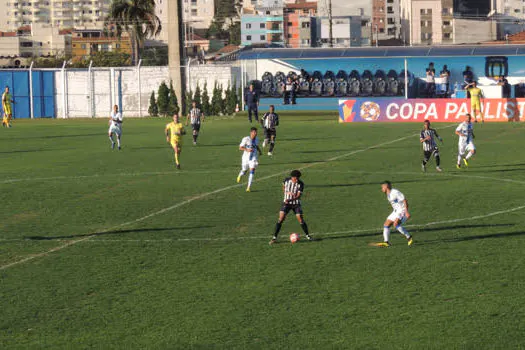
[421,163,426,172]
[236,175,241,183]
[463,158,469,167]
[371,242,391,247]
[111,142,115,149]
[436,167,442,172]
[268,152,273,156]
[269,237,277,245]
[306,235,313,241]
[407,236,414,246]
[456,164,461,169]
[176,164,181,169]
[246,187,251,192]
[118,146,121,151]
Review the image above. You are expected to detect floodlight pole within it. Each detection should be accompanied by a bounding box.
[328,0,333,48]
[168,0,186,113]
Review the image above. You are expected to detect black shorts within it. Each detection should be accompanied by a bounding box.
[264,128,276,140]
[280,202,303,215]
[191,123,201,131]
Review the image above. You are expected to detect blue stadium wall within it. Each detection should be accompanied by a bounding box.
[240,46,525,111]
[0,70,55,118]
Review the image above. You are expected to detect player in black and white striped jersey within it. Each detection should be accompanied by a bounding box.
[269,170,313,245]
[186,100,204,145]
[261,105,279,156]
[420,120,443,172]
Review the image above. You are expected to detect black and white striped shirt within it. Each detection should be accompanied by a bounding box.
[420,128,440,152]
[283,177,304,206]
[190,108,202,124]
[262,112,279,130]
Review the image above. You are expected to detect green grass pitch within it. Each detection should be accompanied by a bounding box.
[1,113,525,349]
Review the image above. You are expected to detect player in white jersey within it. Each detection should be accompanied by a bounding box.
[373,181,413,247]
[237,127,262,192]
[108,104,123,150]
[455,114,476,169]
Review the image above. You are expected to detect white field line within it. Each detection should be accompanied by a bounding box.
[0,125,454,270]
[5,204,522,244]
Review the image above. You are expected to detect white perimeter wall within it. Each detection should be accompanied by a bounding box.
[54,64,240,118]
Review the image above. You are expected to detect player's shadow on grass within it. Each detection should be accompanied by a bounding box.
[318,223,514,242]
[475,163,525,168]
[471,168,525,173]
[24,226,213,240]
[299,149,348,154]
[0,148,60,154]
[308,178,448,188]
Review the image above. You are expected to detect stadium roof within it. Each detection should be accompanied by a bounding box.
[239,45,525,60]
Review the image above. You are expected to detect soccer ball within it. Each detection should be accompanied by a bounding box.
[290,233,300,243]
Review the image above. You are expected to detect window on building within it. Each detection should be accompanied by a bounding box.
[191,8,197,15]
[287,22,292,26]
[246,35,252,40]
[21,41,32,47]
[387,6,393,13]
[379,28,384,33]
[287,34,292,38]
[260,35,265,40]
[302,22,310,28]
[442,8,451,15]
[421,20,425,27]
[246,23,251,29]
[387,18,395,24]
[443,33,451,39]
[260,23,265,28]
[515,8,521,13]
[443,21,451,26]
[81,44,86,49]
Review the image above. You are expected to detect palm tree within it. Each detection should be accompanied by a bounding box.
[106,0,162,64]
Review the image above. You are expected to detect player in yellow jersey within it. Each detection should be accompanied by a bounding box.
[2,86,14,128]
[165,114,186,169]
[467,81,484,123]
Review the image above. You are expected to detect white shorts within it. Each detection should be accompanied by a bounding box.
[387,211,407,224]
[242,158,258,171]
[108,124,122,136]
[458,142,475,156]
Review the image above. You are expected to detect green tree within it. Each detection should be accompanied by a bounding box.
[210,82,221,116]
[148,91,158,117]
[157,81,170,116]
[228,21,241,46]
[218,84,226,115]
[168,80,180,115]
[227,83,238,115]
[141,46,168,66]
[106,0,162,64]
[183,89,193,116]
[201,82,211,116]
[193,84,202,109]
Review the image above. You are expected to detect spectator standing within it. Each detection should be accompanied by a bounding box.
[244,84,259,123]
[425,62,436,97]
[439,65,450,96]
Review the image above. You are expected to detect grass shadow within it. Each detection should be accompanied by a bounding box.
[25,226,214,240]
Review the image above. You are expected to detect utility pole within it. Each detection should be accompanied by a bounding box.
[168,0,186,113]
[328,0,333,47]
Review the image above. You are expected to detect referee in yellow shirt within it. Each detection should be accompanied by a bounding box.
[467,81,484,123]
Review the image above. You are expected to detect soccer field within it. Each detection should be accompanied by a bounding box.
[1,114,525,349]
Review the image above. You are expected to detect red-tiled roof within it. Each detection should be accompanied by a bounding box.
[188,32,206,41]
[216,44,240,54]
[59,28,73,35]
[0,31,16,37]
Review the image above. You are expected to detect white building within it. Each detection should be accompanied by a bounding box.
[0,23,70,57]
[0,0,112,31]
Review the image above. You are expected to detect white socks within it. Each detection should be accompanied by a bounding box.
[248,172,254,188]
[383,226,390,242]
[384,225,410,242]
[396,225,411,239]
[466,152,473,160]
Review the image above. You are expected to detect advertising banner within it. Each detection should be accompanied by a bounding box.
[338,98,525,123]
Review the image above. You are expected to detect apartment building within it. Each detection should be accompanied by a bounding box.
[0,23,70,57]
[0,0,112,31]
[283,0,317,47]
[372,0,401,41]
[241,0,284,46]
